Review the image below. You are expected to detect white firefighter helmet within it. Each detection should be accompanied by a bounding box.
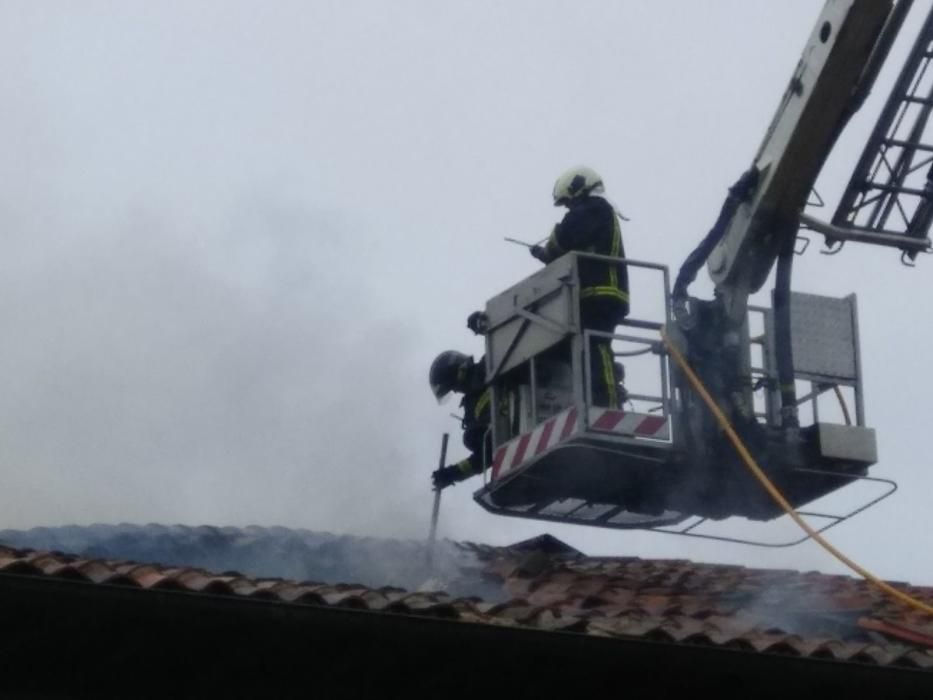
[552,166,605,206]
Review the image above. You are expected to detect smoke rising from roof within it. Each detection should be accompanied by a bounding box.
[0,184,430,536]
[0,523,508,601]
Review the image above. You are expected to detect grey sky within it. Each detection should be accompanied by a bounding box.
[1,1,931,583]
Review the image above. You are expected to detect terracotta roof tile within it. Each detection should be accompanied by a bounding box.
[484,601,534,621]
[0,558,36,575]
[120,565,165,588]
[75,560,136,586]
[859,616,933,647]
[272,585,323,605]
[897,650,933,670]
[150,576,187,592]
[173,570,235,595]
[311,588,364,608]
[33,560,86,580]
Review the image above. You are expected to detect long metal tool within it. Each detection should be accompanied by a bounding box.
[426,432,449,566]
[504,236,534,248]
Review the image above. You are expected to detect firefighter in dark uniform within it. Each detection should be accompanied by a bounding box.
[428,350,492,489]
[530,166,629,408]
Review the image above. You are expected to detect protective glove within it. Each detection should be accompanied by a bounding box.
[432,465,464,490]
[466,311,489,335]
[530,244,549,262]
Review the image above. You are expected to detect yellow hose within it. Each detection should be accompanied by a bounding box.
[661,328,933,617]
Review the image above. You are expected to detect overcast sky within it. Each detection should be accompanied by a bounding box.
[2,0,933,584]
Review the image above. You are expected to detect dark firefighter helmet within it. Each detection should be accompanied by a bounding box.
[429,350,472,403]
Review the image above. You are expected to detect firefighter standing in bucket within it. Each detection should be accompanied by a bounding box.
[530,166,630,408]
[428,350,492,489]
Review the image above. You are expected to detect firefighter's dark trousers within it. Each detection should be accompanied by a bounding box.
[580,298,626,409]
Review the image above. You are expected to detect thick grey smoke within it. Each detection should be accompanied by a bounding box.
[0,524,508,601]
[0,189,433,535]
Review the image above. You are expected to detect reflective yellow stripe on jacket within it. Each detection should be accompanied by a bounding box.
[598,343,618,408]
[581,215,625,301]
[474,389,490,421]
[580,286,629,302]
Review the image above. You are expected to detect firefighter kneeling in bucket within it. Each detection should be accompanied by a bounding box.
[428,350,491,489]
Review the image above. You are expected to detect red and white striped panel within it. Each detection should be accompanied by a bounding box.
[490,406,671,482]
[491,407,579,482]
[588,408,669,440]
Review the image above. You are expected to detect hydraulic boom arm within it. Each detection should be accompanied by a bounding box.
[706,0,904,320]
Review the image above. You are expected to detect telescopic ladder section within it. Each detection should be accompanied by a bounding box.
[819,2,933,259]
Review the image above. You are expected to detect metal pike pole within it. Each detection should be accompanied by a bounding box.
[426,432,449,567]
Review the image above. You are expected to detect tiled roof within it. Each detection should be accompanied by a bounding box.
[2,532,933,670]
[466,536,933,668]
